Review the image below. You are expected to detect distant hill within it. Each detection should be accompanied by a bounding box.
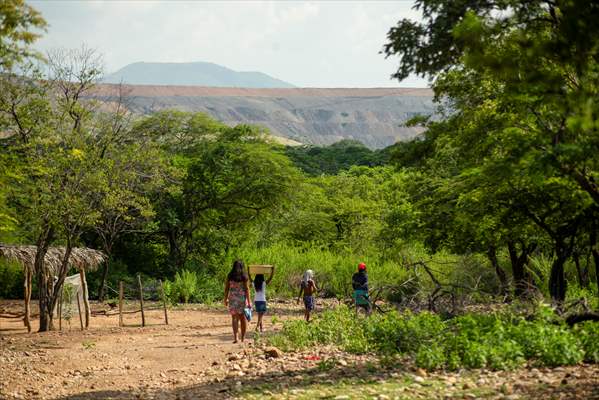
[103,62,295,88]
[92,85,434,149]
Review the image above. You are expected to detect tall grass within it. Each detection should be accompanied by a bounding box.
[225,242,412,298]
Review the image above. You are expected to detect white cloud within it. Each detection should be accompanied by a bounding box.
[30,0,427,88]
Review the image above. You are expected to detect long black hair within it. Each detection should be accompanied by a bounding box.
[227,260,248,282]
[254,274,265,292]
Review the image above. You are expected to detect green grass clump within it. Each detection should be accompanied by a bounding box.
[268,306,598,371]
[163,269,222,304]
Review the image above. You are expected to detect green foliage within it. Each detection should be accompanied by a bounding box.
[269,307,596,371]
[0,0,47,71]
[576,322,599,363]
[284,140,388,176]
[162,269,222,304]
[0,259,23,299]
[230,242,412,299]
[172,269,198,304]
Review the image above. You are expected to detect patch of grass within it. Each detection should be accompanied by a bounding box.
[81,340,96,350]
[267,306,598,371]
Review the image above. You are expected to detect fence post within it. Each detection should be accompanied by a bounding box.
[137,274,145,327]
[76,291,84,331]
[79,268,91,329]
[58,286,63,331]
[159,279,169,325]
[118,281,124,327]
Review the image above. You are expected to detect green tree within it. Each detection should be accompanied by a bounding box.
[0,0,46,71]
[385,0,599,302]
[132,111,300,271]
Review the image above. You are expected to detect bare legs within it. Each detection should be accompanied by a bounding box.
[231,314,248,343]
[240,314,247,342]
[304,309,311,322]
[255,313,264,332]
[231,314,239,343]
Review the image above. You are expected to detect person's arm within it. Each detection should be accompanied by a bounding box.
[244,280,251,307]
[297,284,303,303]
[247,266,253,283]
[224,279,230,306]
[266,266,275,284]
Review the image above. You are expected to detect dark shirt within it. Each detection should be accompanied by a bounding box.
[352,271,368,291]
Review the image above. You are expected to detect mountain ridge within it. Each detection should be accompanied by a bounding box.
[103,61,295,88]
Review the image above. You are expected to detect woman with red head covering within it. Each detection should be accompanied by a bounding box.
[352,262,371,314]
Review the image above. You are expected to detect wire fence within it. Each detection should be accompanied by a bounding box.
[113,275,168,327]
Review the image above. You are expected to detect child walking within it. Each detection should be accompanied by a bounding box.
[297,269,317,322]
[248,266,275,332]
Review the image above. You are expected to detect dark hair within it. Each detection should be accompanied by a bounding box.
[227,260,247,282]
[254,274,265,292]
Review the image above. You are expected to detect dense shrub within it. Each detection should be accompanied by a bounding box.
[173,269,198,303]
[0,260,24,299]
[268,306,598,371]
[163,269,222,304]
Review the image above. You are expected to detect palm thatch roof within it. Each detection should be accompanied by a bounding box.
[0,244,105,273]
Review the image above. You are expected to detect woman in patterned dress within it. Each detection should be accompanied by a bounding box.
[224,260,251,343]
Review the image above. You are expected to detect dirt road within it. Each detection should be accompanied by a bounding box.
[1,300,598,400]
[0,300,303,400]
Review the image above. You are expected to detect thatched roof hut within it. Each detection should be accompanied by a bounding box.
[0,244,105,332]
[0,244,105,273]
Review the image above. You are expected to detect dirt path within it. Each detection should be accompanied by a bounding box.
[1,300,598,400]
[0,300,300,400]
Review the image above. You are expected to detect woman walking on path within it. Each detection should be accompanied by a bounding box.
[224,260,251,343]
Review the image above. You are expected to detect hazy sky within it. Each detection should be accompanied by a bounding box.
[30,1,427,88]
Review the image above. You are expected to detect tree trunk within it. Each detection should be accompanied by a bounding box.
[23,266,32,332]
[573,251,589,288]
[487,245,509,298]
[591,226,599,298]
[507,241,536,297]
[38,238,73,332]
[167,228,183,270]
[97,257,110,302]
[549,238,570,303]
[35,225,54,332]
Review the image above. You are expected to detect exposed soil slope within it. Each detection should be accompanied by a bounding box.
[92,85,434,149]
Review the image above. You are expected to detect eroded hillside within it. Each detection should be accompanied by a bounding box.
[93,85,434,148]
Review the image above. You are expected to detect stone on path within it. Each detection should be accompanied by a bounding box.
[264,347,283,358]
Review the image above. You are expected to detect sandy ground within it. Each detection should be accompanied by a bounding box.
[0,299,301,400]
[1,300,598,400]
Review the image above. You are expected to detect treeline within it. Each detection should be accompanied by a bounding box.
[380,0,599,303]
[2,1,599,332]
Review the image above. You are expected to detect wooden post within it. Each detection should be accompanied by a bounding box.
[23,266,32,332]
[79,268,91,329]
[118,281,124,327]
[159,279,169,325]
[58,287,63,331]
[76,290,84,331]
[137,274,145,327]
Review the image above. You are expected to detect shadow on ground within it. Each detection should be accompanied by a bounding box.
[54,360,599,400]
